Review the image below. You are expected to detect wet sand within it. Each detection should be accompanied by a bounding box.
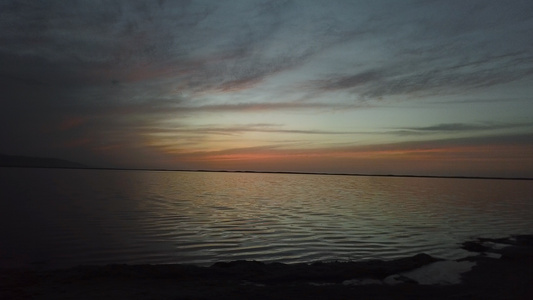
[2,235,532,299]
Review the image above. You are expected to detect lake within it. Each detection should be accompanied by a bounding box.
[1,168,532,269]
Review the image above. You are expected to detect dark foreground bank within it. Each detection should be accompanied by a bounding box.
[2,235,532,300]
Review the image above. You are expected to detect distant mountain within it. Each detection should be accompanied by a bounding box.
[0,154,88,169]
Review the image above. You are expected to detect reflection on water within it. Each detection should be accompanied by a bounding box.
[1,168,532,268]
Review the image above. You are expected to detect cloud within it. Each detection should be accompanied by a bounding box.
[313,70,383,91]
[177,101,368,113]
[5,0,530,112]
[308,51,533,101]
[0,0,346,110]
[366,55,533,99]
[148,123,363,136]
[391,122,533,135]
[209,132,533,158]
[1,0,532,175]
[301,0,533,101]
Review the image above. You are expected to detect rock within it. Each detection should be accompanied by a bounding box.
[399,260,476,285]
[462,241,490,252]
[383,274,418,285]
[342,278,383,285]
[511,235,533,246]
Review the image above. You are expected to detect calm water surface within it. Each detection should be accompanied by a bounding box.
[1,168,532,269]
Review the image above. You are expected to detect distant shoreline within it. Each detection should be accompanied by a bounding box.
[2,164,532,181]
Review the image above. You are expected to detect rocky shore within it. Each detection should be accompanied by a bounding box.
[2,235,532,299]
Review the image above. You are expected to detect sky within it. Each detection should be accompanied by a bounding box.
[1,0,533,177]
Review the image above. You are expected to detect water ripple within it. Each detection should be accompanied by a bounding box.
[1,169,533,269]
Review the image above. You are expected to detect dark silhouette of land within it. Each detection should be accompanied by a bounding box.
[0,154,87,169]
[2,235,532,299]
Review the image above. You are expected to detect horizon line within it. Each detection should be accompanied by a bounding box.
[1,165,532,181]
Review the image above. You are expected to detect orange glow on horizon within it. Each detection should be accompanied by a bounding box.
[188,144,532,162]
[159,142,533,175]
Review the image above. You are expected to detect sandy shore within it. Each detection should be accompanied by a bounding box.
[2,235,532,299]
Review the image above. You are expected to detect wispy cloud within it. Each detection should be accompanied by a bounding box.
[177,101,368,113]
[391,122,533,136]
[148,123,363,136]
[309,51,533,101]
[1,0,532,175]
[312,70,383,91]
